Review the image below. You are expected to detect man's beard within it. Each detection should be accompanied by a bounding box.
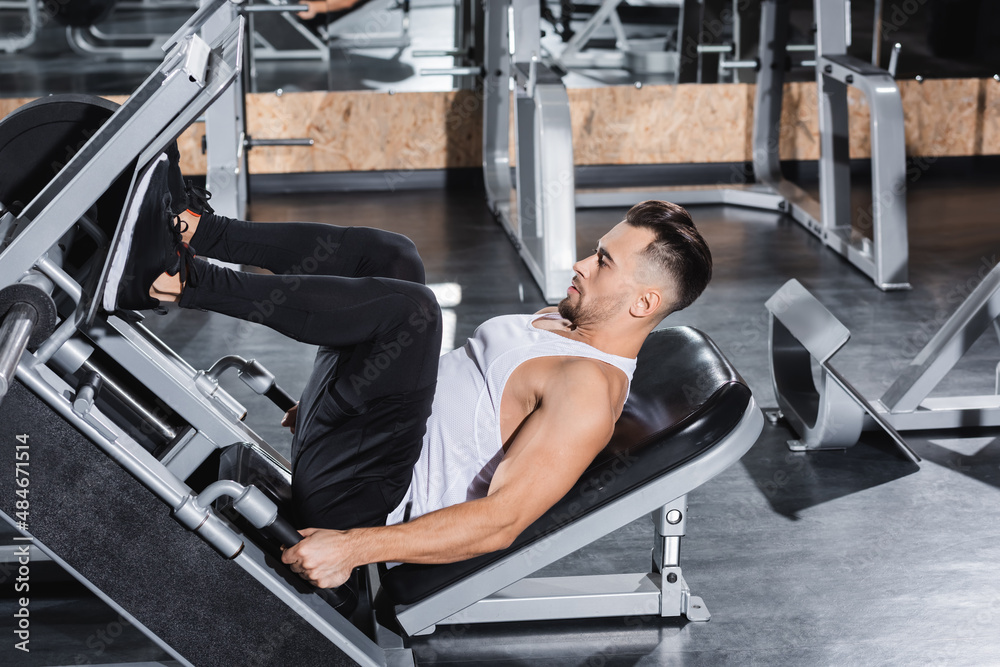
[558,290,626,327]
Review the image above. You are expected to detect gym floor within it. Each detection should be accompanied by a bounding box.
[3,164,999,666]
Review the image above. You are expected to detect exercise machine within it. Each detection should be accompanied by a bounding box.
[202,0,316,220]
[547,0,685,75]
[0,2,762,662]
[0,0,40,54]
[481,0,911,303]
[579,0,910,291]
[765,270,1000,460]
[63,0,330,63]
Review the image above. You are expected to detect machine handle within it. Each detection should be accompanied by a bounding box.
[265,383,297,413]
[263,514,303,546]
[260,501,358,611]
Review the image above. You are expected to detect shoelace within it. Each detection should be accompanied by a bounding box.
[170,241,198,288]
[171,214,188,241]
[184,181,214,216]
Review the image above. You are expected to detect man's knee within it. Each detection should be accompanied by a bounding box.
[396,283,441,341]
[358,228,424,282]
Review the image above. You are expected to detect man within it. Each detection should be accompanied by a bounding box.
[105,150,712,593]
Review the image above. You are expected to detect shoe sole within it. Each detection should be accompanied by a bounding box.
[102,153,168,313]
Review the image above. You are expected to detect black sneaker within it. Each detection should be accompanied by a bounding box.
[103,154,196,312]
[165,140,187,216]
[165,139,214,218]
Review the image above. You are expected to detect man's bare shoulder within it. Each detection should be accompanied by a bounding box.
[522,355,627,410]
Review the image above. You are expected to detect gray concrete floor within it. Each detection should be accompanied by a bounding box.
[3,166,1000,665]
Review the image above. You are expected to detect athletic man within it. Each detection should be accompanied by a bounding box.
[104,149,712,593]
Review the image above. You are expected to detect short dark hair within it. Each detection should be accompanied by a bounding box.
[624,200,712,315]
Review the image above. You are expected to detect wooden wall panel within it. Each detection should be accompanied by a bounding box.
[0,78,997,177]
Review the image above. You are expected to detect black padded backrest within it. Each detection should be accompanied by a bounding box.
[381,326,753,606]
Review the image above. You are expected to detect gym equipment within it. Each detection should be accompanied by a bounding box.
[319,0,411,51]
[203,0,316,220]
[219,328,762,636]
[0,0,41,54]
[0,2,761,662]
[767,270,1000,459]
[379,328,762,634]
[480,0,576,303]
[581,0,910,291]
[482,0,910,303]
[549,0,685,75]
[65,0,330,63]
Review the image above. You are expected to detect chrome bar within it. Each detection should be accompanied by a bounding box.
[239,3,308,12]
[720,59,757,69]
[0,303,37,399]
[419,66,482,76]
[887,42,900,78]
[412,49,465,57]
[246,137,314,147]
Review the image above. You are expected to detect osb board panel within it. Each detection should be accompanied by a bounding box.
[1,79,997,177]
[778,78,985,160]
[245,89,482,174]
[566,84,752,165]
[233,79,1000,171]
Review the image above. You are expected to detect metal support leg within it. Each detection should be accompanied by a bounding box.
[651,495,709,621]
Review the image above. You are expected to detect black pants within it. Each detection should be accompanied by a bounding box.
[180,213,441,529]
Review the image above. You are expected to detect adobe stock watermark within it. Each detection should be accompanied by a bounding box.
[345,298,438,396]
[222,230,343,349]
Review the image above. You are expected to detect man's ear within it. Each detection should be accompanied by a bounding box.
[630,288,662,319]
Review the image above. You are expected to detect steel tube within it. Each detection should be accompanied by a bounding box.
[719,59,757,70]
[240,4,308,12]
[246,138,314,147]
[0,303,37,399]
[419,66,482,76]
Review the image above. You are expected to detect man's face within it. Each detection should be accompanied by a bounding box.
[558,222,659,327]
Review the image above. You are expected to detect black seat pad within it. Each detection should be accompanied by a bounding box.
[380,326,753,606]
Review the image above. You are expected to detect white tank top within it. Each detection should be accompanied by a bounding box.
[386,313,637,525]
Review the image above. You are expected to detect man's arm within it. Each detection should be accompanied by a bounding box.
[281,360,617,588]
[297,0,362,19]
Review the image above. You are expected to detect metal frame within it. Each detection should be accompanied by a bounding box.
[0,0,41,53]
[204,0,250,219]
[551,0,685,73]
[204,0,316,219]
[574,0,910,292]
[66,0,329,62]
[769,269,1000,449]
[389,401,764,636]
[767,270,1000,458]
[765,279,919,463]
[0,6,410,664]
[320,0,410,50]
[483,0,576,303]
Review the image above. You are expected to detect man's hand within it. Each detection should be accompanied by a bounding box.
[297,0,360,19]
[281,403,298,434]
[281,527,355,589]
[297,0,326,19]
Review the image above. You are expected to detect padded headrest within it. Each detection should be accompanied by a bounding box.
[381,326,752,606]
